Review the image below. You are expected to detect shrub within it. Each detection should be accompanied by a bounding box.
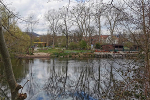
[95,43,101,49]
[69,42,78,50]
[60,42,66,48]
[79,40,87,50]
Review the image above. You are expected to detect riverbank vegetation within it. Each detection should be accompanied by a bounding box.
[37,48,93,57]
[0,4,29,100]
[0,0,150,99]
[1,5,30,54]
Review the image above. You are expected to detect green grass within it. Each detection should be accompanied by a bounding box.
[38,48,92,57]
[38,48,61,54]
[64,50,91,53]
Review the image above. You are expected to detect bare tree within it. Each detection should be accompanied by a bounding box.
[71,28,83,42]
[94,0,104,43]
[88,26,96,44]
[60,6,72,49]
[122,0,150,97]
[71,3,93,41]
[104,4,126,44]
[45,9,61,48]
[26,14,38,54]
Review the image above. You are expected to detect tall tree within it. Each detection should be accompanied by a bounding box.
[0,19,26,100]
[94,0,104,43]
[0,4,28,99]
[60,6,73,49]
[45,9,61,48]
[122,0,150,97]
[71,3,93,41]
[26,14,38,54]
[104,4,125,44]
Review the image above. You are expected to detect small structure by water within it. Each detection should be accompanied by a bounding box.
[101,44,124,51]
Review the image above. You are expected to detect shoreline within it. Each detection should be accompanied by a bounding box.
[16,52,139,59]
[16,53,50,58]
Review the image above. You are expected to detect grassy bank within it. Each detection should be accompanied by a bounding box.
[37,48,94,57]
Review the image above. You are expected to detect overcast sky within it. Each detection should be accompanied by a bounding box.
[4,0,112,35]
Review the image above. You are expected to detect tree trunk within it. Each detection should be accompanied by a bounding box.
[98,16,101,43]
[52,37,55,48]
[0,19,22,100]
[66,34,68,49]
[52,31,55,48]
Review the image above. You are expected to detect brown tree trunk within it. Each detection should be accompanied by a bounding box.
[0,19,22,100]
[98,16,101,43]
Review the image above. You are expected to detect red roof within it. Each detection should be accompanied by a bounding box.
[100,35,110,39]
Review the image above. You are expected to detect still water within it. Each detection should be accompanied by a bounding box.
[0,58,143,100]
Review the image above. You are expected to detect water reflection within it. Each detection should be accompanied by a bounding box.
[0,58,143,100]
[0,58,30,99]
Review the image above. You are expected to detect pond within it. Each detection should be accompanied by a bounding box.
[0,58,144,100]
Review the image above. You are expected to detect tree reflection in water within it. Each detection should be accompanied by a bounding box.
[43,58,143,100]
[0,58,29,100]
[0,58,144,99]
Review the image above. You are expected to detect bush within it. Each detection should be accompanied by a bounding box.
[69,42,78,50]
[60,42,66,48]
[95,43,101,49]
[79,40,87,49]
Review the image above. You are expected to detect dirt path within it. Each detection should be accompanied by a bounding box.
[17,53,50,58]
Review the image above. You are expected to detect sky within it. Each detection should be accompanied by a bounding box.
[3,0,112,35]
